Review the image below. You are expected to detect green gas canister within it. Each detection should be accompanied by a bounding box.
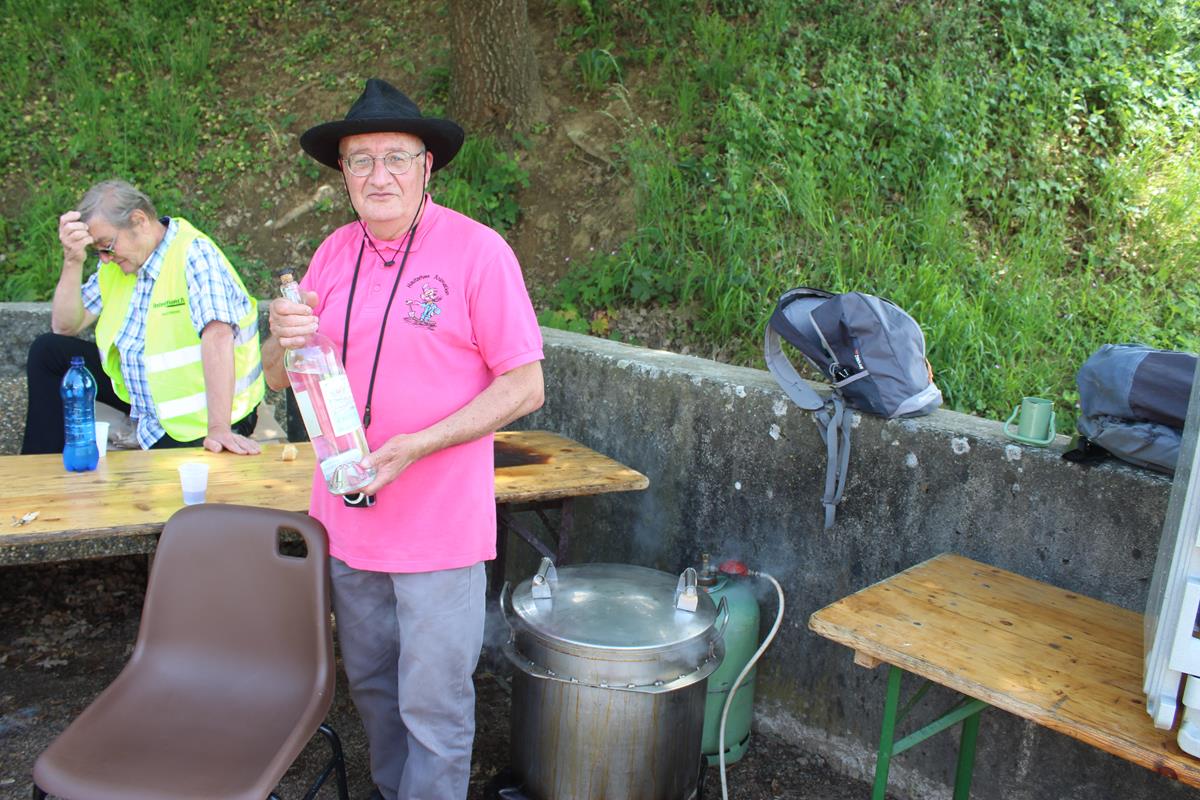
[699,555,760,765]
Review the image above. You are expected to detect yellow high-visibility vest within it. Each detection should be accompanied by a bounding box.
[94,218,264,442]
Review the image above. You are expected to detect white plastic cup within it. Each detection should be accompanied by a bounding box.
[94,421,110,458]
[178,462,209,505]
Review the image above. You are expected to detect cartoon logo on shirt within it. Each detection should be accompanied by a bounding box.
[405,283,443,330]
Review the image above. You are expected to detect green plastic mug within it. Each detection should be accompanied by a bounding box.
[1004,397,1055,446]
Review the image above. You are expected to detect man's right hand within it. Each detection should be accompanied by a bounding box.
[268,291,321,349]
[58,210,92,269]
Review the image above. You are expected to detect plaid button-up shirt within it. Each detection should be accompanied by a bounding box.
[81,217,254,448]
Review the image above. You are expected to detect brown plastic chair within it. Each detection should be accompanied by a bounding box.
[32,503,348,800]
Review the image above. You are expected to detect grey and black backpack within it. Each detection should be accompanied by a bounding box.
[1066,344,1196,475]
[765,288,942,528]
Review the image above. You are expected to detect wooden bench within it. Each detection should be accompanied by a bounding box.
[809,553,1200,799]
[0,430,647,567]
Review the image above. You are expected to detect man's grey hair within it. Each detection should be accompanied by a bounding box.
[76,180,157,228]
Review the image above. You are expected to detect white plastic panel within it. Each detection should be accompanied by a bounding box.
[1144,362,1200,735]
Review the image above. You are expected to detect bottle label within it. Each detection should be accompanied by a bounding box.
[319,447,364,482]
[293,389,323,439]
[319,374,363,438]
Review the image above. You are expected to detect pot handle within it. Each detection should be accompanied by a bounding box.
[501,638,543,676]
[532,556,558,600]
[675,567,699,612]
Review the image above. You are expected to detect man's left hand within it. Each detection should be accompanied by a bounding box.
[203,427,262,455]
[356,433,428,496]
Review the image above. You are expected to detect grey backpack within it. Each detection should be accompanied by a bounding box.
[1069,344,1195,475]
[765,288,943,527]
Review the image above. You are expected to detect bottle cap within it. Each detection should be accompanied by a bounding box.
[276,268,295,283]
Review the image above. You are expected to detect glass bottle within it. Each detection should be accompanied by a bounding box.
[61,356,99,472]
[278,270,376,495]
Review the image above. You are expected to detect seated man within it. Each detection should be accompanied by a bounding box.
[21,179,264,455]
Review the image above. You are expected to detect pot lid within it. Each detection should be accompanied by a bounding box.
[507,562,718,650]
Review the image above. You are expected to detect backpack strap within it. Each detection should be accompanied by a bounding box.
[764,324,851,528]
[764,319,825,411]
[813,394,852,529]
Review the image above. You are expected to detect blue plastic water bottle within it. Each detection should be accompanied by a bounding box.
[61,356,99,472]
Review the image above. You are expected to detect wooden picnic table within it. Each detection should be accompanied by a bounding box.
[809,553,1200,799]
[0,430,648,567]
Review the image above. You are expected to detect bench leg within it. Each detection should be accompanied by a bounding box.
[871,665,988,800]
[953,705,982,800]
[871,665,904,800]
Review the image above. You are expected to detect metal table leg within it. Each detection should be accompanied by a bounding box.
[492,497,578,593]
[953,702,982,800]
[872,665,988,800]
[872,665,903,800]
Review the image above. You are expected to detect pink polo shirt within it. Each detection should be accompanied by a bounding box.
[298,199,544,573]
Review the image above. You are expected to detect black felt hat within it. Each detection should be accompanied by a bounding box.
[299,78,465,172]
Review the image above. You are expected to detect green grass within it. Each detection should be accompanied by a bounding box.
[546,0,1200,431]
[0,0,525,301]
[0,0,224,298]
[3,0,1198,433]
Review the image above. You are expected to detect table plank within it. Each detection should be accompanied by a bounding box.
[0,431,647,563]
[809,553,1200,787]
[0,443,311,546]
[494,430,648,503]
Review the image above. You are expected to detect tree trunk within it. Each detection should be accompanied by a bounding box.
[449,0,546,137]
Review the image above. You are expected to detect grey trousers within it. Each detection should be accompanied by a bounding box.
[330,558,487,800]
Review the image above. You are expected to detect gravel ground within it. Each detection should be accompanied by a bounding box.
[0,557,875,800]
[0,376,877,800]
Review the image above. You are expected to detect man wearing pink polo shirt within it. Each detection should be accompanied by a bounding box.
[262,79,544,800]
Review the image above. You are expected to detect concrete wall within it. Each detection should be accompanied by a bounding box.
[3,303,1193,799]
[509,328,1195,800]
[0,303,75,376]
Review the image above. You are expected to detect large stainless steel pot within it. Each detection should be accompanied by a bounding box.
[502,559,727,800]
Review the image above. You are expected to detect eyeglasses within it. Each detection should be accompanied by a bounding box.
[341,150,426,178]
[91,231,118,258]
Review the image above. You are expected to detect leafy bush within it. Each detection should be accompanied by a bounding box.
[436,139,529,234]
[576,48,622,92]
[545,0,1200,430]
[0,0,529,302]
[0,0,262,297]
